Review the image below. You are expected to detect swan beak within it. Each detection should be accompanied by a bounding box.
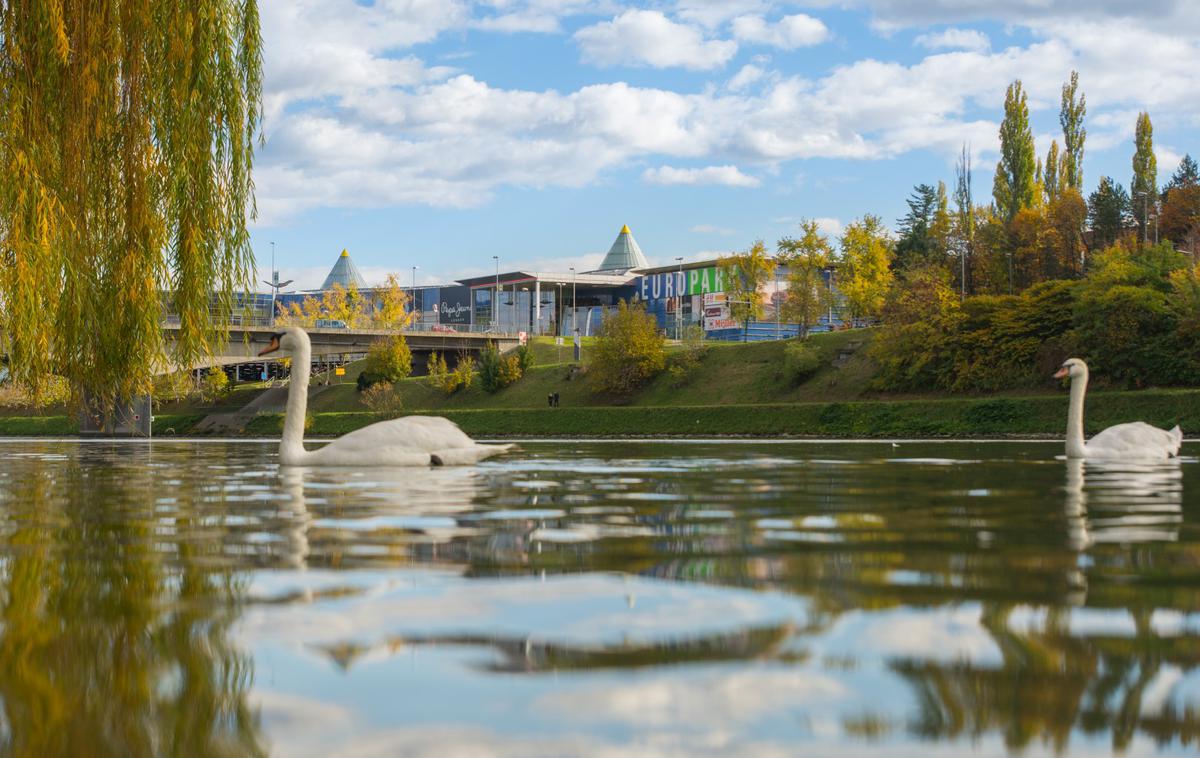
[258,335,281,356]
[1053,366,1069,379]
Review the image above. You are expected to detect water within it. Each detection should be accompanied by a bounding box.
[0,438,1197,756]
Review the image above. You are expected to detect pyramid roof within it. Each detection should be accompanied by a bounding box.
[320,249,367,290]
[594,224,649,273]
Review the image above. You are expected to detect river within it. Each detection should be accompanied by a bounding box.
[0,438,1196,756]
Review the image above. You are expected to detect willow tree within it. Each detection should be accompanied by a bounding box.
[0,2,263,405]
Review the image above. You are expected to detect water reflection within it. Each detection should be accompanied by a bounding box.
[0,440,1196,755]
[0,442,264,756]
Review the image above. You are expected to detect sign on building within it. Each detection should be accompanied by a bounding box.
[437,285,473,325]
[636,266,726,302]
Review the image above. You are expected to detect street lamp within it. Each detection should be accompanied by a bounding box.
[674,257,683,339]
[1133,190,1159,244]
[492,255,500,331]
[410,265,419,326]
[260,241,293,327]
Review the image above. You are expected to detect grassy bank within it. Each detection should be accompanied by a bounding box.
[0,413,205,437]
[245,390,1197,438]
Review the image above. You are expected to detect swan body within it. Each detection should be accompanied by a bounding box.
[260,327,512,467]
[1055,358,1182,460]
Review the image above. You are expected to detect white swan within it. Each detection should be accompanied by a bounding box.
[258,327,512,467]
[1054,358,1182,460]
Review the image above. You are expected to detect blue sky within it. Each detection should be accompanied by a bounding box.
[250,1,1200,289]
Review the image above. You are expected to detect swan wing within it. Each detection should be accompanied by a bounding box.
[305,415,511,467]
[1086,422,1182,460]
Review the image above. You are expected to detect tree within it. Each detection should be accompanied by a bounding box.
[365,335,412,382]
[1089,177,1131,249]
[0,2,263,404]
[372,274,416,329]
[1060,70,1087,190]
[718,240,775,341]
[952,144,975,296]
[1163,154,1198,198]
[587,301,666,395]
[777,221,834,337]
[838,215,894,320]
[1044,140,1061,202]
[896,184,938,268]
[993,80,1037,221]
[1131,112,1157,241]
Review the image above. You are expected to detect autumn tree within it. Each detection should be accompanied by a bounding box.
[1161,155,1200,260]
[993,80,1037,221]
[838,215,894,321]
[1060,70,1087,190]
[777,220,834,338]
[365,335,412,383]
[0,2,263,405]
[373,274,416,329]
[587,301,666,395]
[718,240,775,340]
[1044,140,1061,202]
[1131,112,1157,241]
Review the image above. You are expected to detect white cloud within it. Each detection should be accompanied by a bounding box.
[914,27,990,53]
[643,165,761,187]
[691,224,736,235]
[574,10,738,70]
[731,14,830,49]
[728,63,766,91]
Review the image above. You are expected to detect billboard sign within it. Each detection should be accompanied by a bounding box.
[637,266,726,302]
[437,285,473,325]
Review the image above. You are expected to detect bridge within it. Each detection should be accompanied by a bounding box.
[163,324,520,370]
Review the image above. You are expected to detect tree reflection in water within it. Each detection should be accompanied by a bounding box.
[894,458,1196,753]
[0,443,263,757]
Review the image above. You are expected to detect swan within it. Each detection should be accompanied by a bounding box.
[258,327,513,467]
[1054,358,1182,460]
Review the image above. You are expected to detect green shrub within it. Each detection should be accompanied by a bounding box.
[783,341,822,384]
[357,371,386,391]
[201,369,230,401]
[479,345,522,392]
[366,334,412,382]
[515,343,536,371]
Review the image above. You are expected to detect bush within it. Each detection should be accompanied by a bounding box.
[783,341,821,384]
[479,345,523,393]
[515,343,536,371]
[366,335,412,383]
[361,382,404,414]
[357,371,386,391]
[201,369,230,401]
[587,300,666,395]
[427,352,474,396]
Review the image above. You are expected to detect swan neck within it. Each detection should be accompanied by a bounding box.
[1066,369,1088,458]
[281,334,310,463]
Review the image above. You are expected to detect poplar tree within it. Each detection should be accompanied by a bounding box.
[1131,111,1157,241]
[1044,140,1061,202]
[838,215,894,320]
[993,80,1036,222]
[953,144,974,296]
[0,2,264,404]
[1059,70,1087,190]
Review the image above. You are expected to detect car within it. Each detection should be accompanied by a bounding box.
[314,319,349,329]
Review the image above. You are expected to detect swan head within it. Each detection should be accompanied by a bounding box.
[258,327,305,356]
[1054,358,1088,381]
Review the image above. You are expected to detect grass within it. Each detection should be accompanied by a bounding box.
[246,389,1198,438]
[0,412,206,437]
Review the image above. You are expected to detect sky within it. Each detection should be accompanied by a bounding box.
[249,0,1200,291]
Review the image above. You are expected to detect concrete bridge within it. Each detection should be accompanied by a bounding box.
[164,324,520,370]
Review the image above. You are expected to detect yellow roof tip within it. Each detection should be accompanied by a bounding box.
[620,224,631,234]
[340,249,349,257]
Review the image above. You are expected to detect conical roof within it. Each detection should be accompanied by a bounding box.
[320,248,367,290]
[595,224,648,272]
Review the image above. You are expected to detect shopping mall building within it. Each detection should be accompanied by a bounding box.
[274,225,846,341]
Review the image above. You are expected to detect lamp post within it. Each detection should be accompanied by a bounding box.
[492,255,499,331]
[259,241,293,327]
[674,257,683,339]
[570,266,579,361]
[410,265,418,326]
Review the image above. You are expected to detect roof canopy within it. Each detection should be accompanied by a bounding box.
[320,248,367,290]
[592,224,648,273]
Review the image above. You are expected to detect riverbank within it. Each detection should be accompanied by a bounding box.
[5,390,1192,439]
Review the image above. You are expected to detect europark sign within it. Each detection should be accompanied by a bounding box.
[636,266,726,301]
[636,266,738,331]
